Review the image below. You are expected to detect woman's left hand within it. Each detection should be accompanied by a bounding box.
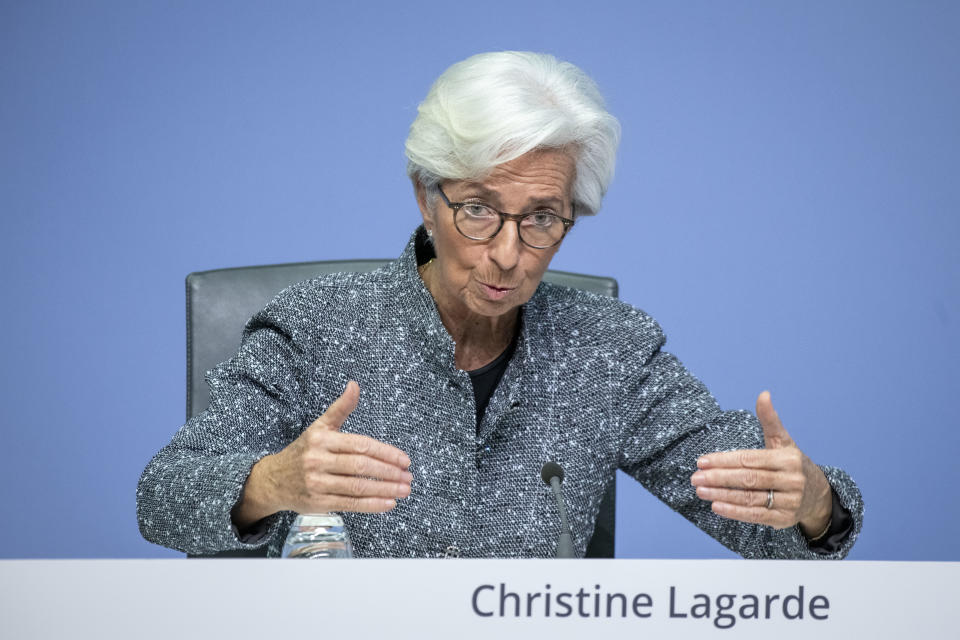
[690,391,832,538]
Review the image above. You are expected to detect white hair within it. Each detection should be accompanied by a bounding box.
[405,51,621,216]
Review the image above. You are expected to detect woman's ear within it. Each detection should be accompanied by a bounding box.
[414,181,433,232]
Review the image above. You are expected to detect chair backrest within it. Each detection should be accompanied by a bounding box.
[186,259,618,557]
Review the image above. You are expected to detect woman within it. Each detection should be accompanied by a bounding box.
[137,51,862,558]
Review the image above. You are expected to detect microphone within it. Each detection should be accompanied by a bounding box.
[541,461,575,558]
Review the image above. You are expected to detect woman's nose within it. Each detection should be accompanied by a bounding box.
[488,220,522,271]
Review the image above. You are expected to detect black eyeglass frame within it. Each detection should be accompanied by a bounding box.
[435,185,575,249]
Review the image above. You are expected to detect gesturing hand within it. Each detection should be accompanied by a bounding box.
[690,391,832,537]
[232,381,413,528]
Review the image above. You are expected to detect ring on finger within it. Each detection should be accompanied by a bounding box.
[766,489,774,509]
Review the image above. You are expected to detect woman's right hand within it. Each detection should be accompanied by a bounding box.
[232,380,413,528]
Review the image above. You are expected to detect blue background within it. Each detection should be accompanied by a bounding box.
[1,1,957,560]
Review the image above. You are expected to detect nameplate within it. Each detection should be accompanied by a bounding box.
[1,559,954,638]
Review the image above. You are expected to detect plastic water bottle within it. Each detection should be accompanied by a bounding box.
[282,513,354,558]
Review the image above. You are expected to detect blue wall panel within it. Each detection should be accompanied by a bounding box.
[1,1,957,559]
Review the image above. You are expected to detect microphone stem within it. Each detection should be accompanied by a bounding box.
[550,476,575,558]
[549,477,569,530]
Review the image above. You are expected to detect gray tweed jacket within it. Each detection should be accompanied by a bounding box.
[137,228,863,558]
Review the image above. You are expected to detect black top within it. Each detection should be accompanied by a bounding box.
[468,336,517,429]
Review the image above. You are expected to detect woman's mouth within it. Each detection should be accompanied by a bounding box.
[480,282,516,301]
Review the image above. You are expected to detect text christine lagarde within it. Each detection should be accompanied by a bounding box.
[471,583,829,629]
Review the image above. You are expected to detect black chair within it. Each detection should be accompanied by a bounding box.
[187,260,618,558]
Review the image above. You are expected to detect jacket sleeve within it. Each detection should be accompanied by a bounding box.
[618,342,864,560]
[136,293,309,556]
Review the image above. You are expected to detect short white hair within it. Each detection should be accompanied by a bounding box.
[405,51,621,216]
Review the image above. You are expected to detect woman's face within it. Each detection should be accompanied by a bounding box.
[417,148,576,320]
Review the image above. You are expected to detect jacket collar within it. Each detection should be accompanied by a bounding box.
[391,226,458,369]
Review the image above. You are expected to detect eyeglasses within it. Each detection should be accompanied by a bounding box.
[436,186,574,249]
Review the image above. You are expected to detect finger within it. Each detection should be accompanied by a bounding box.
[312,496,399,514]
[690,468,803,492]
[326,431,412,469]
[312,473,412,500]
[756,390,795,450]
[311,381,361,431]
[695,486,801,511]
[323,453,414,484]
[697,447,802,471]
[709,501,796,530]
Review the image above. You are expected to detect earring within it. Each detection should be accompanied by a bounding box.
[426,229,433,238]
